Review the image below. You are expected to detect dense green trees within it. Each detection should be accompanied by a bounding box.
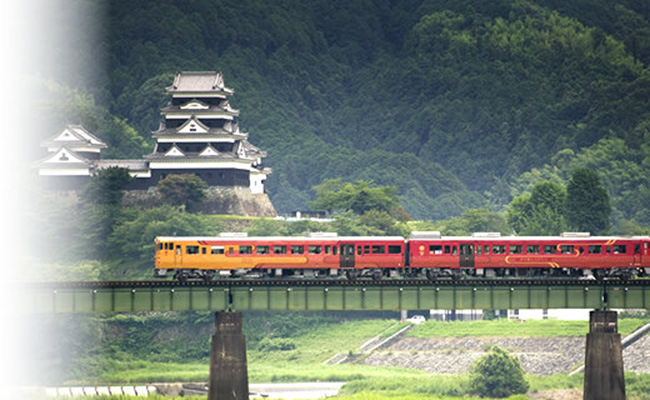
[566,168,612,234]
[309,180,408,236]
[309,179,403,217]
[508,181,568,235]
[38,0,650,229]
[508,171,613,235]
[157,173,208,212]
[81,167,133,260]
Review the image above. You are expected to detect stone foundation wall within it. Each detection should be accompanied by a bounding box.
[121,187,277,217]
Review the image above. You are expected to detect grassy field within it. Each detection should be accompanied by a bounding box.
[63,317,650,399]
[408,318,650,338]
[248,319,405,365]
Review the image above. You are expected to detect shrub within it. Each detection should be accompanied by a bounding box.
[469,346,529,398]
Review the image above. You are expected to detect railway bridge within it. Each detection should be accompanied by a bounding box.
[20,279,650,400]
[22,279,650,313]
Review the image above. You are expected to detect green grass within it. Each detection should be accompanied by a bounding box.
[408,318,650,338]
[248,319,404,365]
[332,393,529,400]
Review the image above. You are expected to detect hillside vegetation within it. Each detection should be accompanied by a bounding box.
[35,0,650,227]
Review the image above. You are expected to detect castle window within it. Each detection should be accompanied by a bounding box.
[59,153,69,161]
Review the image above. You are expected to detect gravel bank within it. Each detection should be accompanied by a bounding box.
[363,335,650,375]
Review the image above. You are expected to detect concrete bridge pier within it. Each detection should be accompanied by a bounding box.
[583,310,625,400]
[208,311,249,400]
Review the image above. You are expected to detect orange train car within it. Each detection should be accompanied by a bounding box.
[155,234,404,280]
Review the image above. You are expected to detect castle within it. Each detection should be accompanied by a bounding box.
[37,71,271,194]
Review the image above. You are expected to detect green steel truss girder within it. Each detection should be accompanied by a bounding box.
[23,282,650,313]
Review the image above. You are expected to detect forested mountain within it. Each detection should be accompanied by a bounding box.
[39,0,650,225]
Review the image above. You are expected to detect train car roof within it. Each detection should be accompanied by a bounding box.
[156,236,406,242]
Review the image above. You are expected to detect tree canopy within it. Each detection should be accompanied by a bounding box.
[309,179,404,218]
[157,174,208,212]
[566,168,612,234]
[508,181,568,235]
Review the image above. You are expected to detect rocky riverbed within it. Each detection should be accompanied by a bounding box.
[363,335,650,375]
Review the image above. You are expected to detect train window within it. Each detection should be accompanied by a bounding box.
[579,247,585,254]
[477,246,482,256]
[527,245,540,254]
[588,245,601,254]
[229,247,234,255]
[333,246,338,255]
[560,245,574,254]
[169,242,174,249]
[308,245,322,254]
[257,245,270,255]
[211,246,225,255]
[177,247,182,255]
[510,245,523,254]
[186,245,200,255]
[484,245,490,255]
[452,246,457,256]
[444,245,451,254]
[274,245,287,254]
[635,244,641,254]
[388,245,401,254]
[239,246,253,255]
[372,245,385,254]
[292,245,305,255]
[325,245,331,254]
[364,245,371,254]
[429,245,443,254]
[357,246,362,256]
[158,243,163,250]
[202,247,207,255]
[460,245,473,256]
[613,245,626,254]
[492,245,506,254]
[544,245,557,254]
[606,246,611,254]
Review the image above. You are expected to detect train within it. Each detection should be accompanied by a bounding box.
[154,232,650,281]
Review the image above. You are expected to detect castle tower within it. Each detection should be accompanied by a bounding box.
[145,71,271,194]
[36,125,108,189]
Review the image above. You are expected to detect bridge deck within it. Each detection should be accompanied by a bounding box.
[21,279,650,313]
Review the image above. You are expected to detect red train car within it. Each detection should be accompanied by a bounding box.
[408,232,650,280]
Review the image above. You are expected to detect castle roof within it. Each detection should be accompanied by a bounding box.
[41,125,107,150]
[166,71,234,96]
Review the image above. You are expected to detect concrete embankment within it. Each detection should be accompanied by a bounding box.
[364,333,650,375]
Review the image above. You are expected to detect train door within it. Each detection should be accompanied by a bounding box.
[459,243,475,268]
[633,242,642,266]
[340,243,355,269]
[174,243,183,268]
